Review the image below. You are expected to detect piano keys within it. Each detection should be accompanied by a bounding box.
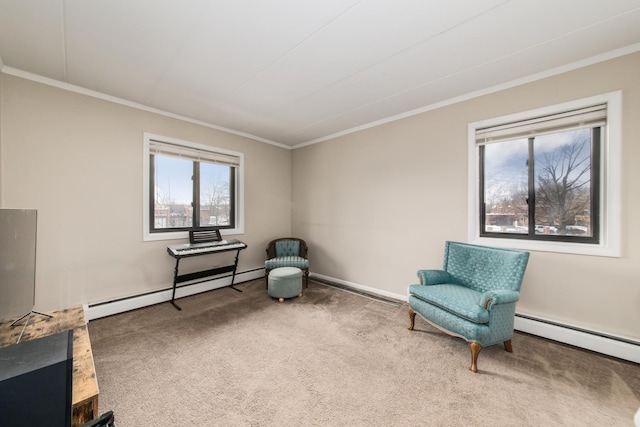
[167,239,247,258]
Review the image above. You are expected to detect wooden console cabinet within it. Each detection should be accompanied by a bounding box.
[0,306,99,426]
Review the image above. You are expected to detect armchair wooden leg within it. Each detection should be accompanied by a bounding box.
[408,309,416,331]
[469,342,482,373]
[504,340,513,353]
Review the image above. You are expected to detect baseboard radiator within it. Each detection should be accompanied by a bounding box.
[85,268,265,321]
[513,314,640,364]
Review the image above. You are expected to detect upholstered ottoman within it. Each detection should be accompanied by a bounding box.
[268,267,303,302]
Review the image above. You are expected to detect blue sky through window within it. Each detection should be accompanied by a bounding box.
[155,156,230,205]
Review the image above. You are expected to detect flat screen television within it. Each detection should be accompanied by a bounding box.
[0,330,74,427]
[0,209,37,321]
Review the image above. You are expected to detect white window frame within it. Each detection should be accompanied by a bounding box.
[143,133,244,242]
[468,91,621,257]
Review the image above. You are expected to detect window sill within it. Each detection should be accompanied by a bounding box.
[469,236,620,257]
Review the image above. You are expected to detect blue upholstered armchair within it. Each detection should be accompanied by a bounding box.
[408,241,529,372]
[265,238,309,288]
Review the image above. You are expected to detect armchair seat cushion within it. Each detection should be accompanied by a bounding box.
[265,256,309,270]
[409,284,489,324]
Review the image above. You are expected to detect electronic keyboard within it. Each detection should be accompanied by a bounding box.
[167,239,247,258]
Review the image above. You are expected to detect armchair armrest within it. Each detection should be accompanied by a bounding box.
[480,289,520,309]
[416,269,452,286]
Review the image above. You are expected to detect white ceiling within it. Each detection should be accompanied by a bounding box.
[1,1,640,147]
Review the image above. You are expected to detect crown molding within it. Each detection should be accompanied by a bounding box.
[4,41,640,151]
[293,42,640,149]
[0,66,292,150]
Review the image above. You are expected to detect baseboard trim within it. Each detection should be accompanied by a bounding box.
[310,273,407,303]
[86,268,265,321]
[311,272,640,364]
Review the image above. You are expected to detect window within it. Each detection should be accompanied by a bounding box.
[468,92,621,257]
[143,134,244,241]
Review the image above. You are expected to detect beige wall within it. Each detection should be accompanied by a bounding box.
[292,52,640,341]
[0,74,292,311]
[0,73,3,202]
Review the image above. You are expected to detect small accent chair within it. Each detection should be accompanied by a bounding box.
[265,238,309,288]
[407,241,529,372]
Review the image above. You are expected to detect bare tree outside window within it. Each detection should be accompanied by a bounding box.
[471,95,620,255]
[534,129,593,236]
[200,162,231,227]
[483,139,529,234]
[482,127,598,241]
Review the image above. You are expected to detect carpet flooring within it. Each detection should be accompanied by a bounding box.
[88,279,640,426]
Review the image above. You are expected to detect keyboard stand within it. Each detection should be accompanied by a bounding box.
[168,245,245,311]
